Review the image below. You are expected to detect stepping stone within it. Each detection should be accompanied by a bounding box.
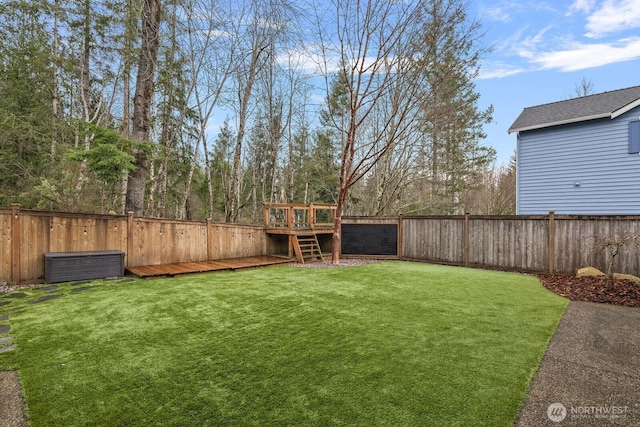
[70,286,96,294]
[116,278,135,284]
[0,344,16,354]
[0,301,10,307]
[70,280,91,286]
[0,325,10,334]
[40,285,59,292]
[0,315,7,321]
[27,294,63,305]
[3,293,28,299]
[4,307,24,314]
[0,336,12,345]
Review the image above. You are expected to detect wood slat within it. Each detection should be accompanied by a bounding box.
[126,256,291,278]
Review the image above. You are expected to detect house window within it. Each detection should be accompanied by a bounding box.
[630,121,640,154]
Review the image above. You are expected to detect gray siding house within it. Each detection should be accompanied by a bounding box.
[509,85,640,214]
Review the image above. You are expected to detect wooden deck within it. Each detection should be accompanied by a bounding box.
[126,255,292,279]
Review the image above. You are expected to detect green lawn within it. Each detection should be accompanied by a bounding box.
[0,261,567,426]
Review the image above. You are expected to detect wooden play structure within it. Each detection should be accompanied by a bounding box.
[263,203,337,264]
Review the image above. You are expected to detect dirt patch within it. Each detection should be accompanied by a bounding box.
[289,259,381,268]
[0,371,27,427]
[539,274,640,307]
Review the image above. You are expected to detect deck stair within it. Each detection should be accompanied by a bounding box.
[292,234,323,264]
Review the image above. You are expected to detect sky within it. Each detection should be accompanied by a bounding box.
[471,0,640,166]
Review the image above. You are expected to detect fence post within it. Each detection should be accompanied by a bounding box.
[10,203,21,284]
[127,211,134,268]
[398,214,403,260]
[309,203,315,229]
[207,218,213,260]
[287,206,294,231]
[548,210,555,274]
[464,212,470,268]
[263,204,270,228]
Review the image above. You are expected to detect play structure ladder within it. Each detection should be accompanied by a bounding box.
[292,234,323,264]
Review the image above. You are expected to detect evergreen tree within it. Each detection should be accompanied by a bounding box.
[286,124,311,203]
[306,71,348,205]
[413,0,495,214]
[307,131,339,204]
[209,120,235,219]
[0,1,58,206]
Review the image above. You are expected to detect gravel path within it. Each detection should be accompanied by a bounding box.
[289,259,380,268]
[0,283,42,295]
[0,371,27,427]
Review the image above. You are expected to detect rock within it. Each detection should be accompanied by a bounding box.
[613,273,640,285]
[576,267,607,278]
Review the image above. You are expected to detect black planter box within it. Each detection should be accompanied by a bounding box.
[44,250,125,283]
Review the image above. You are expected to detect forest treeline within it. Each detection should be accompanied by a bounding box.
[0,0,516,223]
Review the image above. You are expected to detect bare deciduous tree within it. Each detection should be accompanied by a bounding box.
[312,0,449,262]
[225,1,270,222]
[593,233,640,277]
[174,0,239,219]
[225,0,298,222]
[460,154,516,215]
[573,76,595,98]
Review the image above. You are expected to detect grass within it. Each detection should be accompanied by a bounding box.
[0,261,567,426]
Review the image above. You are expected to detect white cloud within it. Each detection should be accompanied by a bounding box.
[584,0,640,38]
[478,62,527,79]
[567,0,596,14]
[480,1,559,22]
[513,26,553,59]
[449,1,640,79]
[276,49,324,75]
[532,37,640,71]
[482,6,512,23]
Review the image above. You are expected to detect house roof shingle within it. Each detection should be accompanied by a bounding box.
[508,85,640,134]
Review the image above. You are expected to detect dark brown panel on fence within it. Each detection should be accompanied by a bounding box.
[341,224,398,256]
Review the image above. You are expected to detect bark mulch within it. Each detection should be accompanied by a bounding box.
[539,274,640,307]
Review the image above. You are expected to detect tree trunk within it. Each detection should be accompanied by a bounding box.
[120,0,133,215]
[126,0,161,216]
[331,175,349,264]
[179,138,201,219]
[203,134,214,219]
[150,0,179,217]
[226,125,244,222]
[74,0,92,196]
[226,51,262,222]
[51,0,60,161]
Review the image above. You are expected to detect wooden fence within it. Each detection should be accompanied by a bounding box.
[345,213,640,276]
[4,205,640,283]
[1,205,266,283]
